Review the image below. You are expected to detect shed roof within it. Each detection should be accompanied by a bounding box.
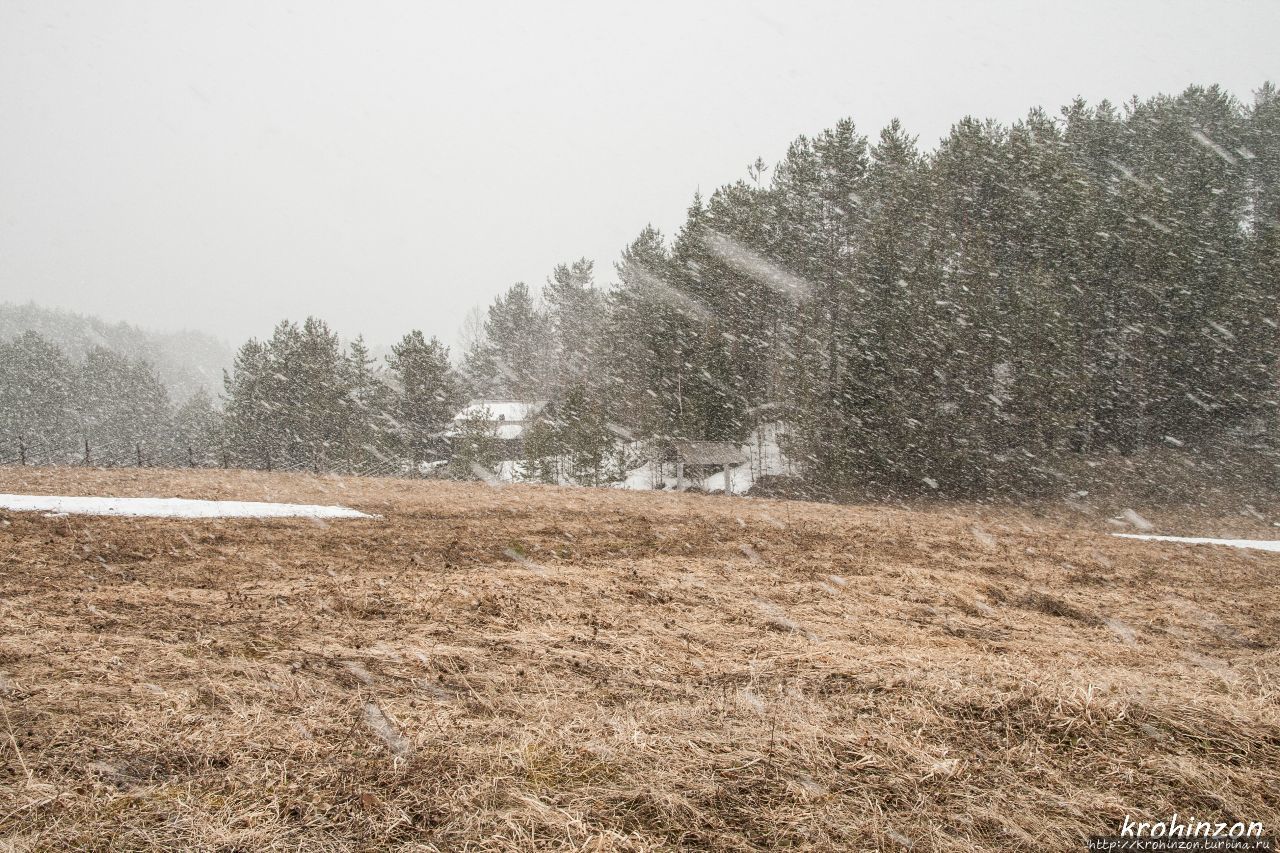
[671,440,744,466]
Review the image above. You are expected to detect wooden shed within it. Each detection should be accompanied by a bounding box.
[668,440,745,493]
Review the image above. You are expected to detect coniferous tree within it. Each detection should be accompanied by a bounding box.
[461,283,552,398]
[604,226,685,437]
[448,408,501,479]
[557,384,617,485]
[172,387,224,466]
[341,335,399,471]
[520,415,562,484]
[0,332,79,463]
[77,347,172,466]
[386,330,460,466]
[543,258,605,399]
[223,338,272,468]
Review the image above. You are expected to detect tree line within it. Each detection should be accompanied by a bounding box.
[221,319,464,473]
[3,83,1277,498]
[0,321,464,475]
[459,83,1280,497]
[0,332,220,467]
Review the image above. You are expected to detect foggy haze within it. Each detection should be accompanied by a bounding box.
[1,0,1277,349]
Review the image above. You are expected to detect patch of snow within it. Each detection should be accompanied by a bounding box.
[702,468,732,493]
[619,460,663,490]
[0,494,375,519]
[493,460,521,482]
[746,421,792,480]
[1112,533,1280,553]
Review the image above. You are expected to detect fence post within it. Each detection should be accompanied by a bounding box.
[84,437,91,467]
[265,449,272,472]
[222,451,229,469]
[18,436,25,466]
[136,443,143,467]
[188,446,195,468]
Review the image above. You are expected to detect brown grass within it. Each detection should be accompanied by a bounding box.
[1,466,1278,851]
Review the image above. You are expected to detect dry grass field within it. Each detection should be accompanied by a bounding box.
[1,466,1278,851]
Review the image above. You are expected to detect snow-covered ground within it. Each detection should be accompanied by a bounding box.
[0,494,375,519]
[1112,533,1280,553]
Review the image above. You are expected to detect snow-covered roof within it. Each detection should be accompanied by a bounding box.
[671,440,744,466]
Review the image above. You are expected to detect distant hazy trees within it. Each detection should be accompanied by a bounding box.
[0,331,195,465]
[0,301,232,403]
[0,332,79,463]
[1,318,463,475]
[78,347,173,466]
[172,388,223,466]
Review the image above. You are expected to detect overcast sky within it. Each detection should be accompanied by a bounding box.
[1,0,1277,351]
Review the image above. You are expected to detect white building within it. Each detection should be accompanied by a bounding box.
[447,399,551,459]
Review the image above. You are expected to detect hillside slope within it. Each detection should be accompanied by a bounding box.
[0,302,231,401]
[0,467,1277,850]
